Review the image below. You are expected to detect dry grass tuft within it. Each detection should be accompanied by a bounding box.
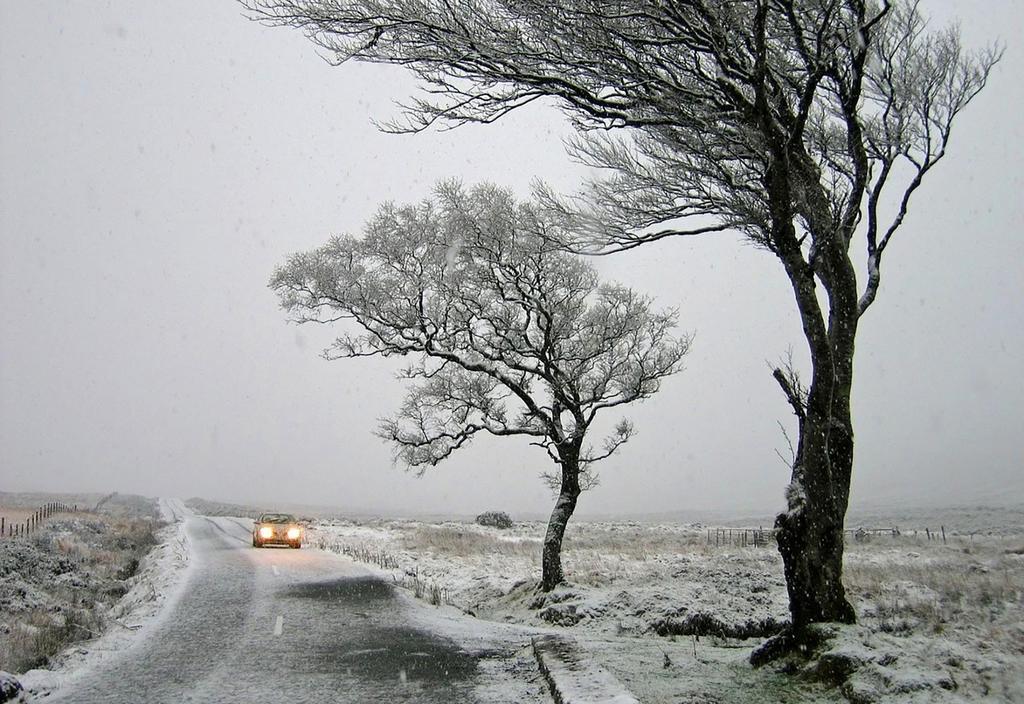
[844,537,1024,638]
[397,521,707,562]
[562,523,706,557]
[401,525,539,557]
[0,607,105,672]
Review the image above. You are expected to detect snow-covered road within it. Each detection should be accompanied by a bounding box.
[40,506,548,703]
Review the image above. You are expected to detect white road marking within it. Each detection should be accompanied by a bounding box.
[273,615,283,636]
[272,565,279,576]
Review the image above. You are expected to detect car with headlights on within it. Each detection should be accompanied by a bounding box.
[252,512,303,549]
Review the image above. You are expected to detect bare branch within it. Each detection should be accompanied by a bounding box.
[771,349,807,420]
[774,419,798,469]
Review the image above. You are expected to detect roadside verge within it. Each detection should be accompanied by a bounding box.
[17,499,192,700]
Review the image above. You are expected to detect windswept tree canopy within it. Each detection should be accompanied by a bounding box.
[247,0,999,316]
[271,182,689,477]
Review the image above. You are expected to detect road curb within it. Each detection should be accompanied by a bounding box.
[531,634,640,704]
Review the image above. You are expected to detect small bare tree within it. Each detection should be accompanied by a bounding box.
[271,182,689,590]
[247,0,1000,644]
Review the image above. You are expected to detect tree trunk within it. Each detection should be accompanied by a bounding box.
[774,424,856,629]
[757,141,861,655]
[774,341,858,631]
[764,168,860,636]
[541,453,581,592]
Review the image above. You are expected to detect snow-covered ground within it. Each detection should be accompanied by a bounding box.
[307,516,1024,703]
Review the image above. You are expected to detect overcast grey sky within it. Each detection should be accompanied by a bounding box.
[2,1,1022,518]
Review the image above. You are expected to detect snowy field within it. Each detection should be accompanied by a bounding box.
[307,514,1024,703]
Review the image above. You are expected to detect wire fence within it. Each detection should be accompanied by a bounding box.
[704,525,954,548]
[847,525,950,544]
[706,527,773,548]
[0,501,81,539]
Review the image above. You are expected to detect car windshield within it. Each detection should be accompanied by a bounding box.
[259,513,295,524]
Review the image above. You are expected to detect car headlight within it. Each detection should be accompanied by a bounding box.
[259,526,274,539]
[286,527,301,540]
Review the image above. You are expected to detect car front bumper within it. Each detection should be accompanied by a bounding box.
[254,527,303,546]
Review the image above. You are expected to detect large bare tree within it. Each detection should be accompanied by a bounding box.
[246,0,999,643]
[271,182,689,590]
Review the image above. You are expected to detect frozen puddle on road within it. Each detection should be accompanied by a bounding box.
[278,575,479,687]
[282,574,395,603]
[299,624,478,682]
